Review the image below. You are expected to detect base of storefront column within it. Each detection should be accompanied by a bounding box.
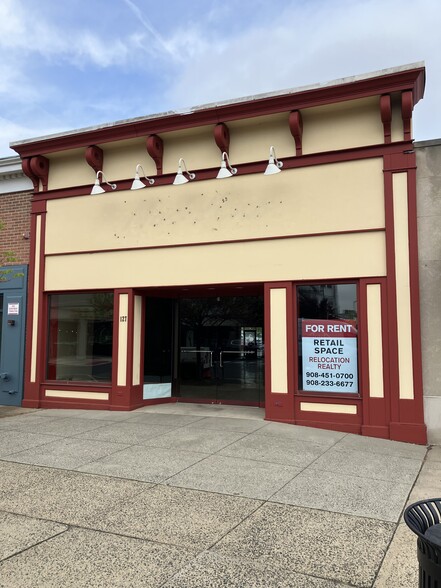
[389,422,427,445]
[22,399,40,408]
[361,425,390,439]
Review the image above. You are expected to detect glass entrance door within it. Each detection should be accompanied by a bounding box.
[177,296,264,405]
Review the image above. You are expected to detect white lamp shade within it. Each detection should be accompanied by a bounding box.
[91,181,105,194]
[264,162,282,175]
[131,177,146,190]
[173,171,189,185]
[216,163,233,179]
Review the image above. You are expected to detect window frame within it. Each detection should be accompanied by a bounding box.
[293,279,362,400]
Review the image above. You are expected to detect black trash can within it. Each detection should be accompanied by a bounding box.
[404,498,441,587]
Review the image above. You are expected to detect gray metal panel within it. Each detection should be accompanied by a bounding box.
[0,265,28,406]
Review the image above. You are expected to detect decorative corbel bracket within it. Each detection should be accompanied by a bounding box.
[289,110,303,156]
[214,123,230,155]
[401,90,413,141]
[85,145,104,174]
[146,135,163,175]
[22,155,49,192]
[380,95,392,144]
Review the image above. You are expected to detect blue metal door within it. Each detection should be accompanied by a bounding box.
[0,266,27,406]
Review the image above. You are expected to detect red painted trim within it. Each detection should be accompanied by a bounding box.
[111,290,120,406]
[214,123,230,155]
[43,383,111,391]
[383,156,427,444]
[39,399,110,410]
[12,67,425,157]
[126,291,135,393]
[110,289,143,410]
[359,278,390,434]
[23,212,39,407]
[22,399,40,408]
[32,141,413,202]
[22,158,39,191]
[380,95,392,144]
[146,135,163,175]
[407,167,425,423]
[293,420,362,435]
[36,216,47,393]
[383,169,400,426]
[389,421,427,445]
[29,156,49,191]
[401,90,413,141]
[142,397,176,407]
[31,200,47,214]
[289,111,303,156]
[384,151,416,172]
[264,283,295,422]
[85,146,103,174]
[361,425,390,439]
[44,227,384,258]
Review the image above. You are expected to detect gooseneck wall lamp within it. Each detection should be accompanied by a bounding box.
[90,171,117,194]
[173,158,196,185]
[216,152,237,179]
[130,164,155,190]
[264,146,283,175]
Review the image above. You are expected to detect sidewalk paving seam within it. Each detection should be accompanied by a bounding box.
[0,520,69,565]
[264,431,349,503]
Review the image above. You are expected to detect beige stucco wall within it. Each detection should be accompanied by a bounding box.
[269,288,288,394]
[45,159,384,255]
[102,138,156,180]
[45,230,386,291]
[47,148,96,191]
[416,141,441,443]
[302,97,383,154]
[390,94,404,142]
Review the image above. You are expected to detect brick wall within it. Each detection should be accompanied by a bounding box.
[0,190,32,265]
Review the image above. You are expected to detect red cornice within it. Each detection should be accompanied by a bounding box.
[31,140,414,202]
[11,67,425,158]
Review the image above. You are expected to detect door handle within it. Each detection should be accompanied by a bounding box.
[0,373,9,381]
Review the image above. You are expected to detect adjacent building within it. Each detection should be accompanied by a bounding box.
[0,157,33,406]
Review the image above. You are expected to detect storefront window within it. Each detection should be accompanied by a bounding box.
[297,284,358,394]
[47,293,113,382]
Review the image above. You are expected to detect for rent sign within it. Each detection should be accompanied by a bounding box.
[301,319,358,393]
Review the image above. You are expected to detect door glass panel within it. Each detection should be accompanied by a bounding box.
[177,296,264,404]
[143,298,174,399]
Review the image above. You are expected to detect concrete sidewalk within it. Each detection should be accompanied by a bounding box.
[0,403,437,587]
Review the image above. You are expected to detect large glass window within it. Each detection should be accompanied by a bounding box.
[297,284,358,394]
[47,293,113,382]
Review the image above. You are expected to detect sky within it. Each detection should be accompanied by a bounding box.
[0,0,440,158]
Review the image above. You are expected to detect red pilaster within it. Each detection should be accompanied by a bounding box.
[110,289,143,410]
[359,278,391,439]
[264,282,295,423]
[22,201,47,408]
[383,151,427,444]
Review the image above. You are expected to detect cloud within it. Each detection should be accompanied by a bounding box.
[0,117,63,157]
[0,0,172,70]
[163,0,440,140]
[121,0,178,61]
[0,0,440,158]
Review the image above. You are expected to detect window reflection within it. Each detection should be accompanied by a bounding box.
[47,293,113,382]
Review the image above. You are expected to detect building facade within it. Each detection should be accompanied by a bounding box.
[10,63,428,443]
